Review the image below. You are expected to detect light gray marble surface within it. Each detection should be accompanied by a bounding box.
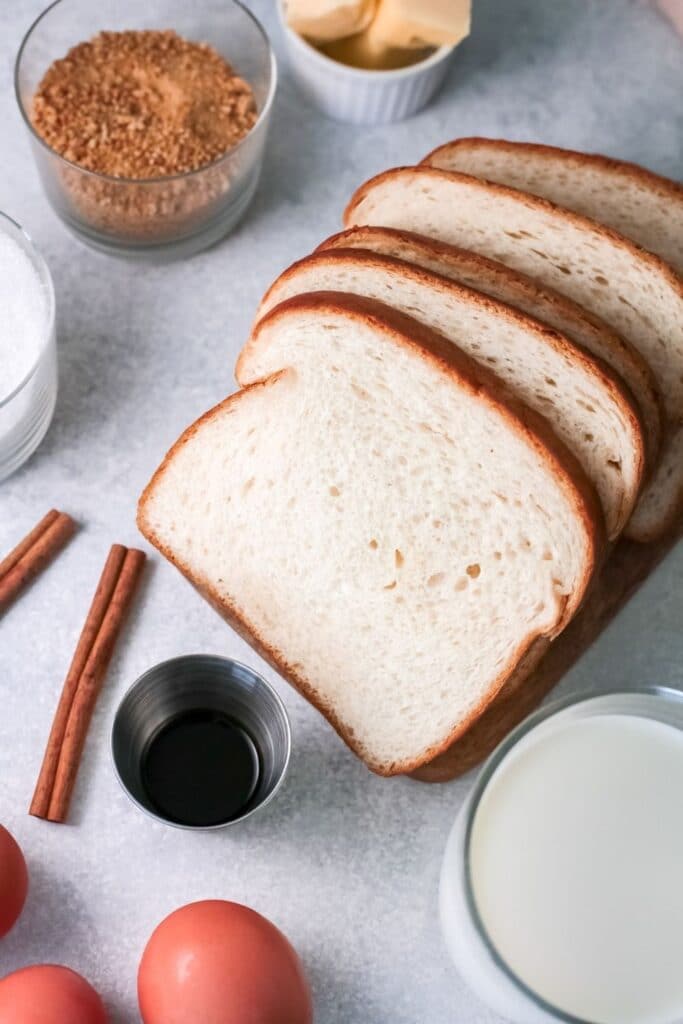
[0,2,681,1021]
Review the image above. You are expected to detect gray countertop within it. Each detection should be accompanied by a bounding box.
[1,2,681,1021]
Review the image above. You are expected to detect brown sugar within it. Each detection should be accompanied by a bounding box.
[31,30,258,179]
[27,30,264,249]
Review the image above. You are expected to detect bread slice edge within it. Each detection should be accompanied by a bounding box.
[317,224,663,468]
[422,137,683,274]
[344,165,683,299]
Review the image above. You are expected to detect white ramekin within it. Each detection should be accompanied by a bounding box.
[277,3,455,124]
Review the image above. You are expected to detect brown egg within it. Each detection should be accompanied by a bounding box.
[138,900,313,1024]
[0,965,107,1023]
[0,824,28,938]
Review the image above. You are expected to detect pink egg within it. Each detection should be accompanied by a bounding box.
[0,964,107,1024]
[0,824,28,938]
[138,900,313,1024]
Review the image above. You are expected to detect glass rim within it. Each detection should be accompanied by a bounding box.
[0,210,56,410]
[14,0,278,187]
[462,684,683,1024]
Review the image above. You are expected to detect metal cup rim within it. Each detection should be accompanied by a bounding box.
[111,653,292,831]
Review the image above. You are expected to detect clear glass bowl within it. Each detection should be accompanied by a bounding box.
[15,0,277,260]
[0,212,57,481]
[440,687,683,1024]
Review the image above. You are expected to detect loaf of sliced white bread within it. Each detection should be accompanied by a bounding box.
[251,249,645,539]
[139,294,603,774]
[344,166,683,541]
[138,142,680,778]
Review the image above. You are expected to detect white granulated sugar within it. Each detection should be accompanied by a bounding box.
[0,231,48,401]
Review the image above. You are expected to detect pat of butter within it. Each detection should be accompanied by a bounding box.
[285,0,377,43]
[370,0,471,49]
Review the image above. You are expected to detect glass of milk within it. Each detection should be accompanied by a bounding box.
[440,688,683,1024]
[0,211,57,480]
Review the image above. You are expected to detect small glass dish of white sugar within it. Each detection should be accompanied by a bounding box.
[0,211,56,480]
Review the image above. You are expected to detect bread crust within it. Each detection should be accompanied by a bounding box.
[247,248,646,538]
[317,224,662,467]
[139,294,605,776]
[422,138,683,242]
[344,165,683,299]
[344,165,683,540]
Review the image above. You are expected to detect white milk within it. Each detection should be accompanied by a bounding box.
[468,713,683,1024]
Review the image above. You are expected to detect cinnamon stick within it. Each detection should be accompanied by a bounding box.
[0,509,60,577]
[46,547,146,823]
[0,510,76,613]
[29,544,128,819]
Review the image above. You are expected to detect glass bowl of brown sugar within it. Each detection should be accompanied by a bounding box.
[15,0,277,260]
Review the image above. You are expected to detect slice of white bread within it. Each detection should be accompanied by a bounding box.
[251,250,644,539]
[139,294,603,774]
[318,225,661,467]
[423,138,683,275]
[344,167,683,541]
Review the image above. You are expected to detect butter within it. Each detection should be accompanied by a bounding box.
[285,0,377,43]
[288,0,471,72]
[320,32,431,71]
[370,0,471,50]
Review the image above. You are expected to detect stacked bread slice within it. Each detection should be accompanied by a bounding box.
[346,153,683,542]
[139,140,683,778]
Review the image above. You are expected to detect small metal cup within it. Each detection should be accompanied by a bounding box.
[112,654,291,830]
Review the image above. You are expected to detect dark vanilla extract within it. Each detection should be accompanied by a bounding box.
[141,709,260,826]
